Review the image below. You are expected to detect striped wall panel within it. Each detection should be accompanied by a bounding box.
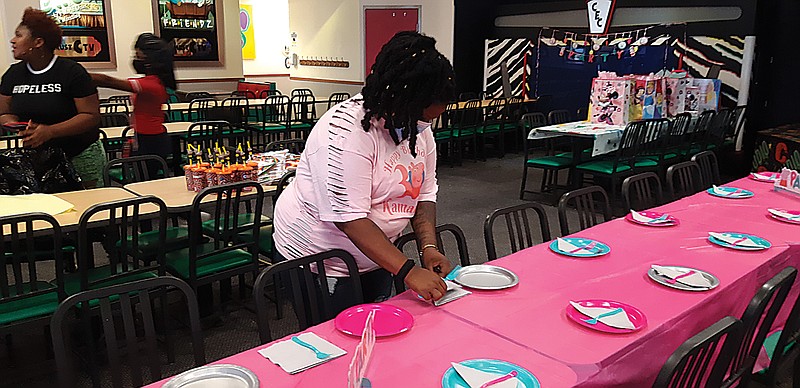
[484,38,531,98]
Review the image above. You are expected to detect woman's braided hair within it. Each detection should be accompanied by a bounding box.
[360,31,455,157]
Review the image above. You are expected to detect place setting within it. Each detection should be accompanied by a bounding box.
[549,237,611,258]
[442,359,541,388]
[750,171,781,183]
[566,300,647,334]
[767,208,800,224]
[447,264,520,291]
[707,232,772,251]
[707,185,755,199]
[625,209,680,227]
[648,265,719,291]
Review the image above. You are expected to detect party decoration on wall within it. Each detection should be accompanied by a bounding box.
[483,38,531,99]
[672,36,745,107]
[42,0,115,66]
[154,0,222,64]
[586,0,616,34]
[240,4,255,60]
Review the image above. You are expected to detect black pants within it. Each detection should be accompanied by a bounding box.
[132,132,171,177]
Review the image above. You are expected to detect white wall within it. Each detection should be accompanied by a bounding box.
[241,0,289,77]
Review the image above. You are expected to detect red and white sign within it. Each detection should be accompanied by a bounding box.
[587,0,616,34]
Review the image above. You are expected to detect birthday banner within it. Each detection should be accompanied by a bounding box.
[775,168,800,197]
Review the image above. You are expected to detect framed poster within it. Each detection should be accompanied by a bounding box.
[153,0,224,66]
[41,0,117,69]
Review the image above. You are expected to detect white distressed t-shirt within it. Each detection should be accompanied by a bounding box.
[273,95,438,276]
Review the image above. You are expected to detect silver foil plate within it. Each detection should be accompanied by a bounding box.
[454,265,519,290]
[647,266,720,292]
[163,364,259,388]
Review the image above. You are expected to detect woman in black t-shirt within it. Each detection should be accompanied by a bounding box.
[0,8,105,188]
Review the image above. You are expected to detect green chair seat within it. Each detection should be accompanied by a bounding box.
[756,330,796,375]
[107,167,124,183]
[0,281,59,326]
[201,213,270,236]
[479,123,503,134]
[116,226,191,254]
[61,265,159,297]
[526,156,574,168]
[576,157,657,174]
[166,243,253,279]
[556,149,594,158]
[237,225,274,255]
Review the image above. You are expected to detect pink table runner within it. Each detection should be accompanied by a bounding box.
[147,177,799,387]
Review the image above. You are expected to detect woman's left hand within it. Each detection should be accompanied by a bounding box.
[422,249,454,277]
[19,121,52,148]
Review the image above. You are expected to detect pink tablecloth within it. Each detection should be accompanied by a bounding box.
[147,176,800,387]
[439,177,800,387]
[145,294,578,387]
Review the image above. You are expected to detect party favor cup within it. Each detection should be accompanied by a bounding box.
[206,169,219,188]
[183,165,195,191]
[191,167,208,192]
[217,169,233,186]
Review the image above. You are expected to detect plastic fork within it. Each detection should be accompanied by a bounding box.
[571,241,597,254]
[479,370,518,388]
[291,336,330,359]
[583,307,624,325]
[665,270,696,284]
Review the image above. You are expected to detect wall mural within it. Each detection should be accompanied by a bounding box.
[154,0,222,64]
[483,38,530,98]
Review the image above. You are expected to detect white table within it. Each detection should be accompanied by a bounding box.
[528,121,625,157]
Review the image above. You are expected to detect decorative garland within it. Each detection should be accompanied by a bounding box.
[530,24,687,97]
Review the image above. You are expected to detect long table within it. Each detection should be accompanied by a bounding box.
[123,176,277,213]
[528,121,624,157]
[145,176,800,387]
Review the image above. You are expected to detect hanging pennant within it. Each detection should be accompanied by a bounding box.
[586,0,616,34]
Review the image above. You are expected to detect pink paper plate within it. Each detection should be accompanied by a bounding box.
[624,211,680,227]
[750,172,780,182]
[566,299,647,334]
[334,303,414,337]
[769,209,800,225]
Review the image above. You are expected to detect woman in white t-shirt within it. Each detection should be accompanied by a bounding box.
[273,31,456,311]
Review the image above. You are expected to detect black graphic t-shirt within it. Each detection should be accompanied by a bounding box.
[0,56,99,157]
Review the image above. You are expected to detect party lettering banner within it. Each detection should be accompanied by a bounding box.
[775,168,800,197]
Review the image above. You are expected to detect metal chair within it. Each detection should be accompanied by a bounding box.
[723,267,798,388]
[219,96,250,127]
[687,110,715,154]
[51,276,205,388]
[100,102,129,115]
[706,108,733,151]
[253,249,362,343]
[519,112,573,197]
[622,172,663,211]
[100,112,129,127]
[103,155,169,186]
[289,94,317,139]
[557,185,612,236]
[750,275,800,387]
[290,88,313,97]
[69,196,168,295]
[327,92,351,110]
[182,120,237,157]
[478,97,507,158]
[653,316,743,388]
[547,109,571,125]
[484,203,552,261]
[0,213,65,351]
[666,161,702,200]
[165,182,263,303]
[258,89,282,98]
[187,98,218,122]
[691,151,721,189]
[185,91,212,101]
[394,224,472,268]
[106,95,131,106]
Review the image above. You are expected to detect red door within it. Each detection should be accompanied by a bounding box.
[364,8,419,78]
